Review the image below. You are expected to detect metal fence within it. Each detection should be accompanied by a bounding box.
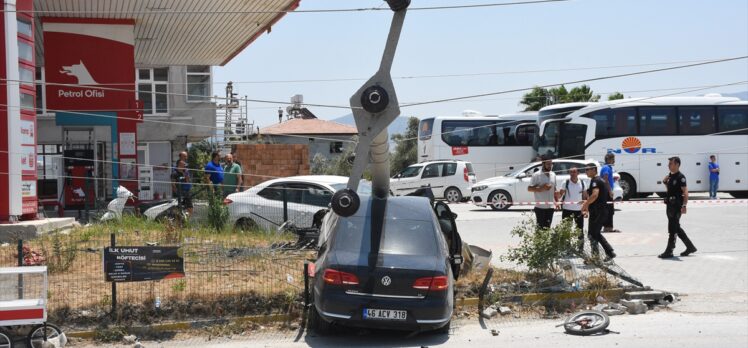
[0,232,308,333]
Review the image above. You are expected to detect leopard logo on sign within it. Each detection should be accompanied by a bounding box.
[381,276,392,286]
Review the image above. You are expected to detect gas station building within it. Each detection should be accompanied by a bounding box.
[1,0,300,221]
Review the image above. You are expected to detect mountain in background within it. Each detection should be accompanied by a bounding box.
[332,114,412,137]
[721,91,748,100]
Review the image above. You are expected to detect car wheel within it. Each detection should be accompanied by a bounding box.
[308,305,331,335]
[488,190,512,211]
[436,320,451,334]
[618,174,636,201]
[444,187,463,203]
[235,218,258,231]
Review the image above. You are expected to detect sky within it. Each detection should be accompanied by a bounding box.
[213,0,748,129]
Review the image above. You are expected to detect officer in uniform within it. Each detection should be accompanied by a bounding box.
[581,165,616,261]
[659,156,697,258]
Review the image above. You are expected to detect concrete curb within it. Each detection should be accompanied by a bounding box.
[67,289,625,339]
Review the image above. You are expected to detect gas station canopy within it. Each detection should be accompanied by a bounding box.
[33,0,300,66]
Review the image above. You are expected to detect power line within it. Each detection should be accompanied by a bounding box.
[401,56,748,107]
[11,0,570,15]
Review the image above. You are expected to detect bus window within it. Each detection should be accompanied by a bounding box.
[639,107,676,136]
[419,118,435,140]
[558,123,587,159]
[515,124,538,146]
[717,106,748,135]
[679,107,716,135]
[585,107,636,138]
[441,120,493,146]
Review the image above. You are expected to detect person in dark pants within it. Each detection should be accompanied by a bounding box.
[558,166,587,250]
[528,156,557,229]
[581,165,616,261]
[659,156,697,258]
[600,153,621,233]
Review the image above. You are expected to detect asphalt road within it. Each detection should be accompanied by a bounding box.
[84,193,748,348]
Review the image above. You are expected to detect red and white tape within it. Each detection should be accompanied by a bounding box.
[460,199,748,205]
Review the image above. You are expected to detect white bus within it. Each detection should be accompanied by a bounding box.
[534,96,748,199]
[418,112,539,180]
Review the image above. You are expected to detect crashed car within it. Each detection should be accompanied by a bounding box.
[307,195,463,334]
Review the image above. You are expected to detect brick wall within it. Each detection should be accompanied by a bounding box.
[233,144,310,187]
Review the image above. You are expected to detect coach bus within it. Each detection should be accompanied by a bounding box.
[418,112,539,180]
[533,95,748,200]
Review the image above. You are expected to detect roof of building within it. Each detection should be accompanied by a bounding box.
[260,118,358,136]
[33,0,299,66]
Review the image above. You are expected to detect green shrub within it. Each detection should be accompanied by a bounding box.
[501,216,579,275]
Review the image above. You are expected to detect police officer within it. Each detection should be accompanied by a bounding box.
[658,156,697,258]
[581,165,616,261]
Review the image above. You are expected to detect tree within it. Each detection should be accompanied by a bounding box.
[519,84,601,111]
[390,117,419,176]
[608,92,625,101]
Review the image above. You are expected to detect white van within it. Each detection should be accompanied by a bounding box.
[390,160,477,202]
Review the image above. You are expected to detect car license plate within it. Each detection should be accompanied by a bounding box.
[363,308,407,320]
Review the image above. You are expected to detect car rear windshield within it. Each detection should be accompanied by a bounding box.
[465,163,475,175]
[333,217,438,256]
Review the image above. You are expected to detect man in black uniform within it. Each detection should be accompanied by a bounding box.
[581,165,616,261]
[658,156,697,258]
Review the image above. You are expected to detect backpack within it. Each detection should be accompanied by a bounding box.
[562,179,585,205]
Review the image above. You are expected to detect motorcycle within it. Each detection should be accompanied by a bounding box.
[99,186,135,222]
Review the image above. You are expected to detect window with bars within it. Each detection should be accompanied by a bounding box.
[137,68,169,115]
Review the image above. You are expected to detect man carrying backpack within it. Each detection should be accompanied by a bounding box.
[558,166,587,251]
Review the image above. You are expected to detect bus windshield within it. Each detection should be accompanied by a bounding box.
[535,121,562,158]
[419,118,434,140]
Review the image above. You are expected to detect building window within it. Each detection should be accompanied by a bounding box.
[19,64,33,85]
[136,68,169,115]
[17,18,32,37]
[20,92,34,110]
[17,40,33,62]
[37,144,62,197]
[329,142,343,153]
[186,66,211,102]
[35,67,45,115]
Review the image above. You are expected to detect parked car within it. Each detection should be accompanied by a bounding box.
[224,176,371,231]
[308,196,461,334]
[471,159,621,211]
[390,160,477,203]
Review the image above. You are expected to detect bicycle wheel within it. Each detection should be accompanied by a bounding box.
[0,327,14,348]
[563,310,610,336]
[27,323,64,348]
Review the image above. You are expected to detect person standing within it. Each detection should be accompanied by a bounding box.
[600,153,620,233]
[222,153,243,197]
[204,151,224,193]
[558,166,587,249]
[581,165,616,261]
[659,156,697,258]
[527,156,557,229]
[171,160,193,216]
[708,155,720,199]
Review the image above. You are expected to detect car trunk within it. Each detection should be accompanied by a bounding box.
[331,251,443,299]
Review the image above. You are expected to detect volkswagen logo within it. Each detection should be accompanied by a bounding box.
[381,276,392,286]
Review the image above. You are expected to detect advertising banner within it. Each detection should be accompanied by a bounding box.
[104,246,185,282]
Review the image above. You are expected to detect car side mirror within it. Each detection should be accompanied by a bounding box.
[394,173,401,179]
[517,172,527,179]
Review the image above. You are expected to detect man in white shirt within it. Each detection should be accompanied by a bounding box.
[558,166,587,250]
[528,156,557,229]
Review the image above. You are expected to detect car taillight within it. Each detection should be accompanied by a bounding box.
[412,276,449,291]
[323,269,359,285]
[463,167,469,182]
[223,198,233,205]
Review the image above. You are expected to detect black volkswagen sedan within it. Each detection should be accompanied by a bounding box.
[308,195,461,334]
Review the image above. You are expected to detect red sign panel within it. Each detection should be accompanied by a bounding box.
[451,146,469,156]
[42,19,135,111]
